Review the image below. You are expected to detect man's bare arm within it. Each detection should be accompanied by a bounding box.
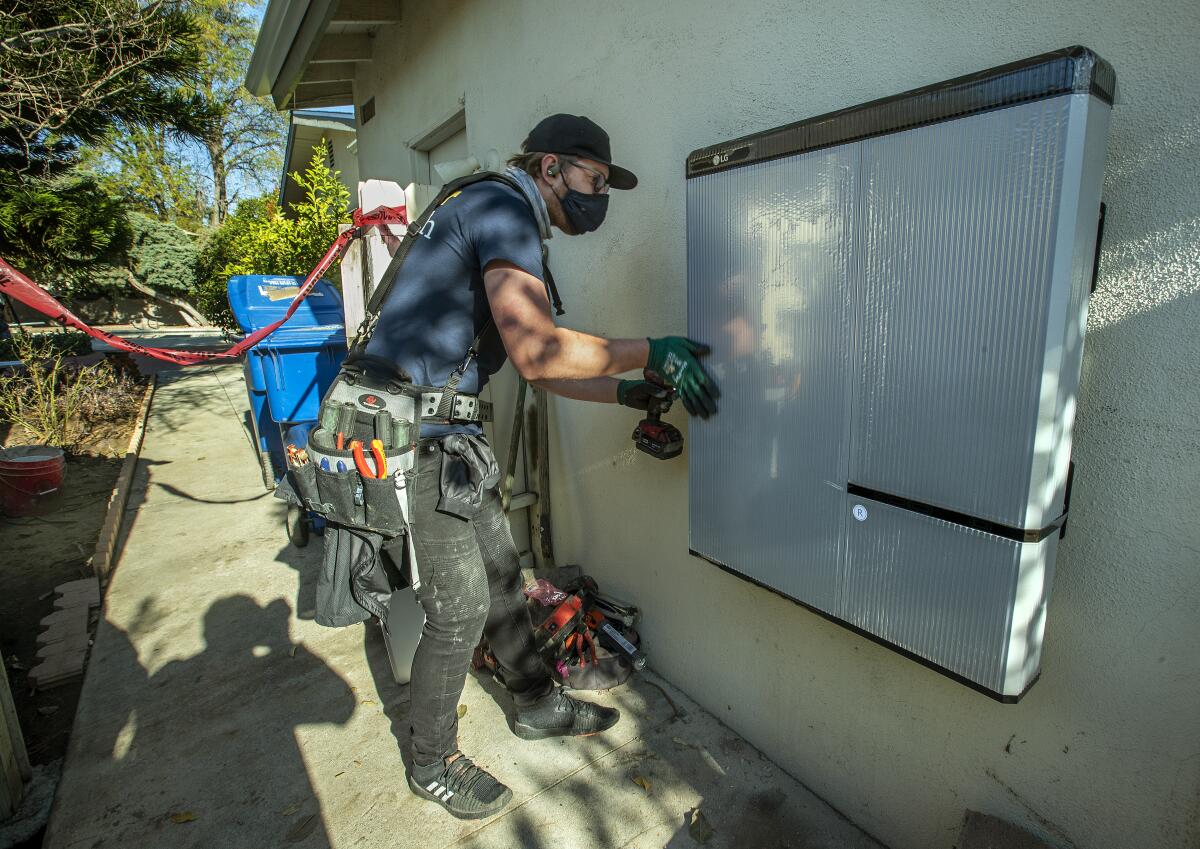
[483,261,649,382]
[377,223,402,256]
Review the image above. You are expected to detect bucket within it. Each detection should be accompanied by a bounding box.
[0,445,66,517]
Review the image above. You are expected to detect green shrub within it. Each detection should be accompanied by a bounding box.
[194,140,350,333]
[86,211,200,297]
[0,332,140,450]
[0,330,91,362]
[126,212,199,297]
[0,173,132,299]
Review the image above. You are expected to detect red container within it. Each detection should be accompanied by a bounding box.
[0,446,66,516]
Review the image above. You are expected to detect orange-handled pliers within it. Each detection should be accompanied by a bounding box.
[350,439,387,479]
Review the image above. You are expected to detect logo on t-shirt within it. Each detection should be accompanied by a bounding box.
[416,191,464,241]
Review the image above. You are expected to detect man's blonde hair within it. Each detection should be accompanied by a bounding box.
[507,151,550,179]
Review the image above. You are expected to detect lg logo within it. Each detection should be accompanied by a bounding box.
[710,151,731,166]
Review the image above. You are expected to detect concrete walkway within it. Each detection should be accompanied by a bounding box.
[44,362,882,849]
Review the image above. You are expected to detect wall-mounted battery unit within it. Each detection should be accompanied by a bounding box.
[686,47,1114,700]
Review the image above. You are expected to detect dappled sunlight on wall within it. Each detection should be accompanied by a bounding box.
[1088,216,1200,328]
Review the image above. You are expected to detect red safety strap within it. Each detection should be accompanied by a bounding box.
[0,205,407,366]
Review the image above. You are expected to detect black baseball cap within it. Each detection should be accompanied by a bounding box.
[522,114,638,190]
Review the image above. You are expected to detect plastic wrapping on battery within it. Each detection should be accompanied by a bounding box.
[685,48,1113,698]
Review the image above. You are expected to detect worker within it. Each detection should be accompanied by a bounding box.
[364,114,719,819]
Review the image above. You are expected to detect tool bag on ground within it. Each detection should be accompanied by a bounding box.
[275,170,563,627]
[473,574,645,691]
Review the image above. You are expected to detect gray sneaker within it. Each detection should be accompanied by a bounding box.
[512,688,620,740]
[407,751,512,819]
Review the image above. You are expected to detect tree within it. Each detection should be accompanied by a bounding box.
[187,0,286,227]
[83,124,210,230]
[0,0,202,176]
[0,0,205,281]
[0,171,132,286]
[82,0,286,231]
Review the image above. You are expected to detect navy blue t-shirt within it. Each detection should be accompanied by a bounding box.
[363,179,545,436]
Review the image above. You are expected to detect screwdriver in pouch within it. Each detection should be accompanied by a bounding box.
[391,418,410,449]
[335,402,357,450]
[375,410,393,450]
[319,402,340,434]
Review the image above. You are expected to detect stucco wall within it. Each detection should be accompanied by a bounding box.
[351,2,1200,847]
[329,132,359,205]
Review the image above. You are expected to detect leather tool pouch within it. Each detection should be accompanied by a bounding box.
[288,359,419,538]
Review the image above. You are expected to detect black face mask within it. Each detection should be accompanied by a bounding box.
[557,184,609,233]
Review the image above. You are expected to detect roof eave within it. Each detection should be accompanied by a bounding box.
[246,0,341,110]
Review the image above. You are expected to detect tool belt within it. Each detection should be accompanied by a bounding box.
[285,351,499,536]
[474,575,644,691]
[286,365,420,537]
[413,386,493,424]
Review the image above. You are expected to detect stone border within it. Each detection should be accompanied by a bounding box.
[92,374,156,584]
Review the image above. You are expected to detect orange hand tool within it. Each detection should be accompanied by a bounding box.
[369,438,387,477]
[350,440,387,479]
[350,440,373,478]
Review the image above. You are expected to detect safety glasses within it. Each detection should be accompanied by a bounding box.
[562,157,610,194]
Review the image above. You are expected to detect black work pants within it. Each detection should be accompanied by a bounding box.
[407,439,552,765]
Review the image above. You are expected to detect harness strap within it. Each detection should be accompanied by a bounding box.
[349,172,563,361]
[435,318,494,419]
[542,244,565,317]
[344,173,564,417]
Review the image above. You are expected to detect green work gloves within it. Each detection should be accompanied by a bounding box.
[646,336,720,418]
[617,379,670,411]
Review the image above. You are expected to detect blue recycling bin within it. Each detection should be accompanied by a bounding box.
[226,275,347,491]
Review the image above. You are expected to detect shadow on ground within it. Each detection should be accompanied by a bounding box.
[44,595,354,848]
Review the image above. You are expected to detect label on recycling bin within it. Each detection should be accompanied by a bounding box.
[258,285,325,301]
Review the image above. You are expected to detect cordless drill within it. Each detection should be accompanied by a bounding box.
[632,371,683,460]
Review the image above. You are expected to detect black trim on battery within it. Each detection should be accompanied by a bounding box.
[846,483,1065,543]
[688,548,1040,704]
[686,46,1116,179]
[1059,460,1076,540]
[1090,202,1108,294]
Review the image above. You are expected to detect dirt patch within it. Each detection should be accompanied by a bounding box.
[1,359,146,768]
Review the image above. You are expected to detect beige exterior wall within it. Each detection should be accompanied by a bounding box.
[350,2,1200,847]
[329,131,359,204]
